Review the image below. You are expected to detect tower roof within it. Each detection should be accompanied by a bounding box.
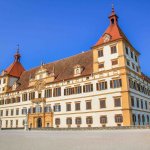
[94,6,138,53]
[5,48,25,78]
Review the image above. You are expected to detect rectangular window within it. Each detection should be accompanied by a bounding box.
[6,110,9,116]
[112,59,118,66]
[0,110,3,116]
[141,100,143,109]
[114,98,121,107]
[145,101,148,110]
[86,116,93,124]
[22,93,28,101]
[132,63,135,70]
[110,79,122,88]
[86,101,92,110]
[131,96,134,107]
[75,117,82,125]
[99,63,104,69]
[44,89,52,98]
[55,118,60,125]
[29,92,35,100]
[53,87,61,97]
[22,107,27,115]
[115,114,123,123]
[75,102,80,111]
[135,55,138,62]
[125,47,129,55]
[83,84,93,93]
[98,49,103,57]
[100,99,106,109]
[136,98,139,108]
[16,120,18,127]
[127,59,130,66]
[66,103,71,112]
[54,104,61,112]
[131,51,134,59]
[66,118,72,125]
[16,109,19,115]
[96,81,107,91]
[111,46,117,54]
[100,116,107,124]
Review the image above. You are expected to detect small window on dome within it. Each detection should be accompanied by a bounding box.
[111,18,114,24]
[74,65,83,76]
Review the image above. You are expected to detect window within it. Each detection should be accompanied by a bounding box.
[100,99,106,109]
[135,55,138,62]
[127,59,130,66]
[54,104,61,112]
[10,120,13,127]
[132,114,136,125]
[3,78,6,84]
[86,116,93,124]
[132,63,135,70]
[100,116,107,124]
[64,86,82,96]
[141,100,143,109]
[112,59,118,66]
[45,105,51,113]
[16,109,19,115]
[55,118,60,125]
[35,105,42,113]
[29,92,35,100]
[96,81,107,91]
[136,98,139,108]
[131,96,134,107]
[6,120,8,128]
[111,46,117,54]
[75,102,80,111]
[98,49,103,57]
[66,118,72,125]
[131,51,134,59]
[110,79,122,88]
[83,84,93,93]
[6,110,9,116]
[22,107,27,115]
[99,63,104,69]
[75,117,82,125]
[86,101,92,110]
[0,110,3,116]
[125,47,129,55]
[145,101,148,110]
[66,103,71,112]
[16,120,18,127]
[136,66,139,73]
[114,98,121,107]
[147,115,149,124]
[53,87,61,97]
[115,114,123,123]
[44,89,52,98]
[22,93,28,101]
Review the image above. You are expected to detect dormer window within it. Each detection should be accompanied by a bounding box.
[74,65,83,76]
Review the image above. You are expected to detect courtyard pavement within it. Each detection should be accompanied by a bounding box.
[0,129,150,150]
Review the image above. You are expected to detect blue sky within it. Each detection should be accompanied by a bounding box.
[0,0,150,76]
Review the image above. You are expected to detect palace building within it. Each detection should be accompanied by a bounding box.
[0,7,150,129]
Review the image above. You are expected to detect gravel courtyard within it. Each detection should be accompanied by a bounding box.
[0,129,150,150]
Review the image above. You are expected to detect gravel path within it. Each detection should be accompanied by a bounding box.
[0,129,150,150]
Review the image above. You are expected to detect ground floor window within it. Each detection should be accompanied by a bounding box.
[115,114,123,123]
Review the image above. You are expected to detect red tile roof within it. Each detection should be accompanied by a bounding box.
[5,61,25,78]
[16,50,93,90]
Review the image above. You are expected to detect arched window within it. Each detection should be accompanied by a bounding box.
[147,115,149,124]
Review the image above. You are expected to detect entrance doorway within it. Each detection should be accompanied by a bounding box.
[37,118,42,128]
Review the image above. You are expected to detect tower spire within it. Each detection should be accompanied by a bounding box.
[109,4,118,25]
[14,44,21,62]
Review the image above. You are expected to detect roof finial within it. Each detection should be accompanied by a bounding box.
[16,44,20,54]
[14,44,21,62]
[112,3,115,12]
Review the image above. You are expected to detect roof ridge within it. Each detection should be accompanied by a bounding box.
[23,50,91,74]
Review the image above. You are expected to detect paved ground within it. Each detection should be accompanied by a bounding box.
[0,129,150,150]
